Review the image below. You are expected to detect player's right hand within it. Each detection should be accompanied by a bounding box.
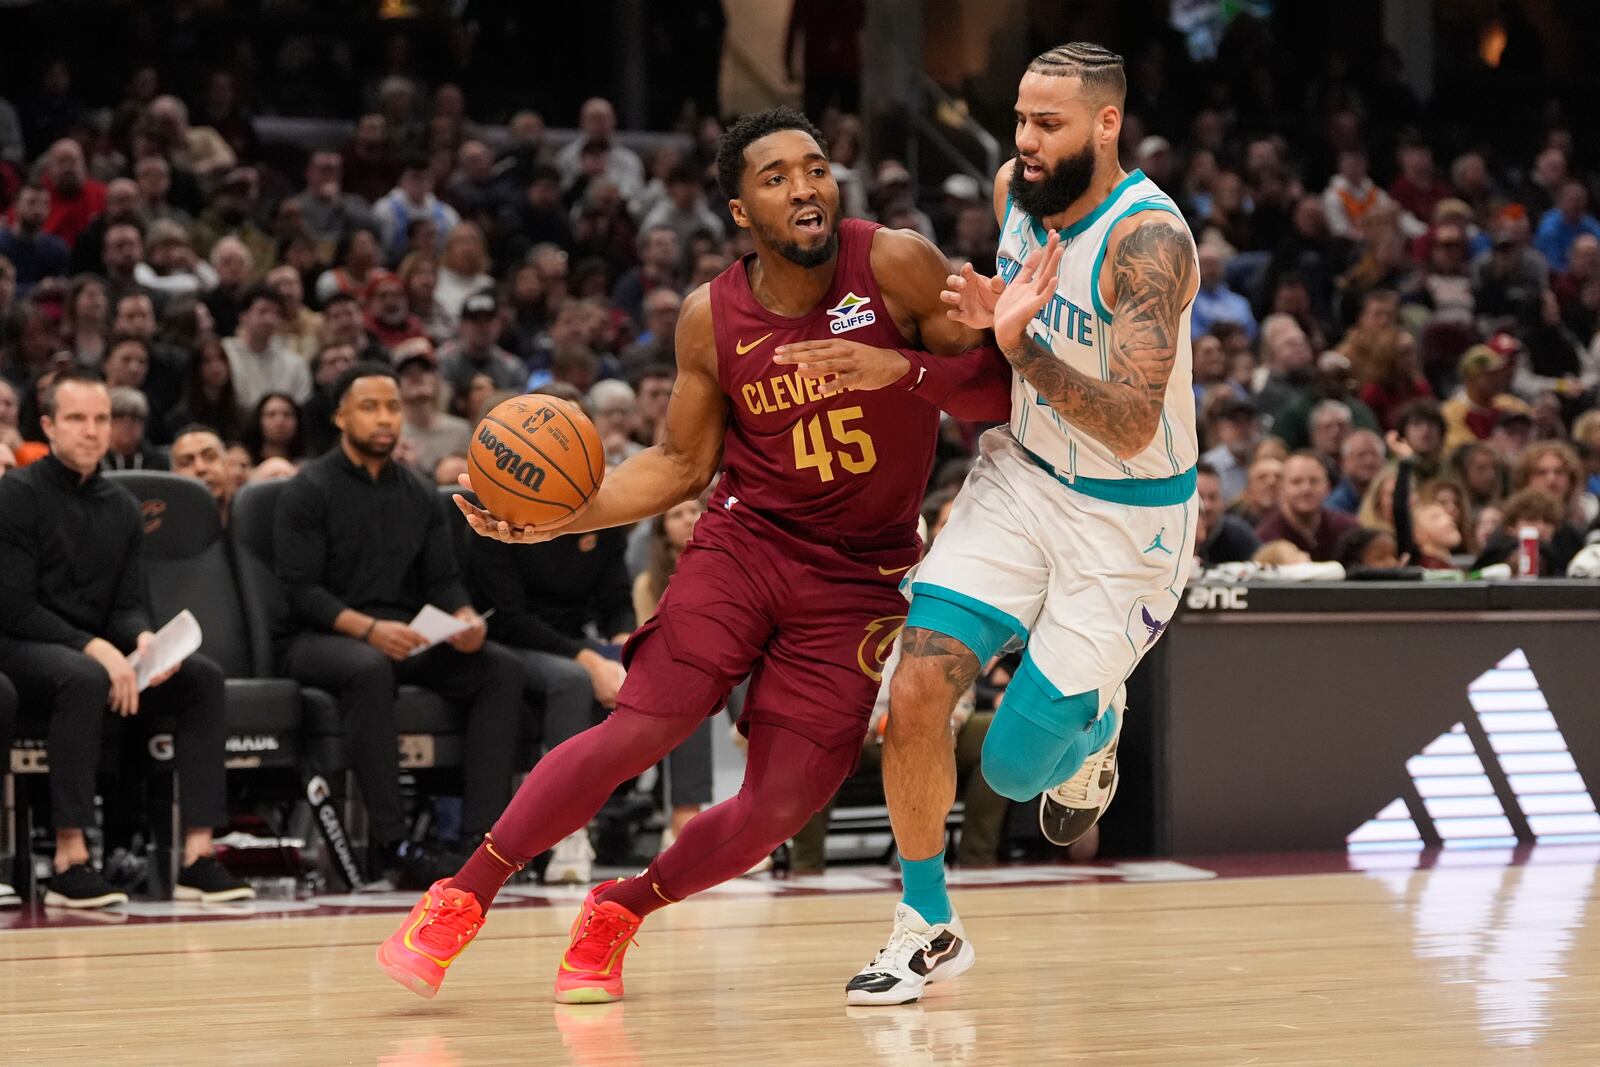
[940,262,1004,329]
[453,474,572,545]
[368,621,430,661]
[84,638,139,717]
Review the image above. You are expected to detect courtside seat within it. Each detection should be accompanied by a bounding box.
[229,480,466,781]
[108,472,303,771]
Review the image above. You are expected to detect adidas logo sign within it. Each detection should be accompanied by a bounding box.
[1348,648,1598,852]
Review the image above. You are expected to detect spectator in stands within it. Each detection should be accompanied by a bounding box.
[224,285,310,411]
[1473,209,1549,333]
[301,341,356,455]
[320,291,389,365]
[1195,461,1262,566]
[342,113,401,204]
[1229,454,1283,527]
[434,222,493,330]
[621,290,682,377]
[1335,225,1424,328]
[1323,148,1399,242]
[0,377,20,447]
[242,392,305,466]
[267,265,322,363]
[1326,429,1386,513]
[1552,233,1599,338]
[1358,463,1401,535]
[60,274,111,367]
[170,425,233,523]
[291,151,375,250]
[395,339,469,477]
[1270,350,1381,451]
[1190,242,1256,342]
[101,386,165,471]
[1535,180,1600,274]
[276,362,521,883]
[363,271,425,350]
[373,155,459,264]
[398,254,449,343]
[1307,399,1354,474]
[315,227,383,306]
[612,226,682,327]
[133,156,190,228]
[166,336,241,445]
[143,95,236,185]
[0,368,249,906]
[1359,330,1434,431]
[1442,344,1532,450]
[1473,488,1570,576]
[109,293,182,430]
[555,97,646,202]
[1389,144,1450,225]
[1514,441,1595,530]
[445,140,509,222]
[1420,220,1476,326]
[71,180,141,278]
[1,183,69,293]
[205,236,255,338]
[1395,400,1448,479]
[1254,313,1317,424]
[591,379,644,468]
[631,364,675,447]
[1452,440,1510,512]
[1256,451,1359,561]
[135,219,214,299]
[498,165,572,264]
[193,168,274,275]
[437,292,524,397]
[640,162,726,249]
[1199,395,1260,503]
[37,138,106,249]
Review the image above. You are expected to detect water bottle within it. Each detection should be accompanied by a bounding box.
[1515,525,1541,579]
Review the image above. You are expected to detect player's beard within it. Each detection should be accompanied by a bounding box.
[755,216,839,269]
[1009,140,1097,220]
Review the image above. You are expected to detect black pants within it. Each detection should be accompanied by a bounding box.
[0,642,228,831]
[282,634,523,845]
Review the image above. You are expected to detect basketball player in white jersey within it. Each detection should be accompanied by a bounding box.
[845,42,1199,1005]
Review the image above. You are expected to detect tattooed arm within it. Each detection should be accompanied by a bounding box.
[991,215,1197,461]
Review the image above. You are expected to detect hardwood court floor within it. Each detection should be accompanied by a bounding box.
[5,854,1600,1066]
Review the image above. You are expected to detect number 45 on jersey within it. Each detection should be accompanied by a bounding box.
[792,406,877,482]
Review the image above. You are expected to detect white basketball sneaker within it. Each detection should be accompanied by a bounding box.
[1039,705,1122,847]
[845,903,975,1006]
[544,829,595,885]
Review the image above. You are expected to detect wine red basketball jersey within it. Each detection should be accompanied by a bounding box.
[706,218,938,547]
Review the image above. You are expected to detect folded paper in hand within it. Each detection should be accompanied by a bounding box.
[127,610,203,692]
[408,604,470,656]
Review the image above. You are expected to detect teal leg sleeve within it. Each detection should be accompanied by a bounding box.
[979,656,1103,802]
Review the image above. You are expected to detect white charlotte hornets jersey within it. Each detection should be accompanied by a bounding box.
[996,169,1198,482]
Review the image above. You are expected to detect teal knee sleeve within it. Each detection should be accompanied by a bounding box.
[905,584,1025,665]
[980,657,1103,801]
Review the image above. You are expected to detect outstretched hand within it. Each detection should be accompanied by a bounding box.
[992,231,1064,354]
[939,261,1005,330]
[453,474,573,545]
[772,340,910,397]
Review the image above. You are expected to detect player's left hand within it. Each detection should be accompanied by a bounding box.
[993,231,1065,356]
[772,340,909,397]
[448,607,487,653]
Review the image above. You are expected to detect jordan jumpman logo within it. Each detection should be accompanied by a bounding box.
[1144,528,1173,555]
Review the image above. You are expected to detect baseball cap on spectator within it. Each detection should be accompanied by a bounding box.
[942,174,981,202]
[364,270,403,302]
[1213,395,1260,421]
[877,161,912,187]
[1458,344,1508,380]
[1137,135,1172,161]
[1485,331,1522,358]
[461,292,498,319]
[392,337,437,376]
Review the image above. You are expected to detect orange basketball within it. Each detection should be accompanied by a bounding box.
[468,394,605,529]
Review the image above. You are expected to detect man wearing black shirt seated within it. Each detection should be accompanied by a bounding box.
[0,368,251,908]
[462,516,635,882]
[275,362,523,885]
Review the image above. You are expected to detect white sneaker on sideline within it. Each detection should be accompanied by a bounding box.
[845,903,975,1006]
[544,829,595,885]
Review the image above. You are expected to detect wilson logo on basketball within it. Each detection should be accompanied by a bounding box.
[857,614,905,682]
[475,424,548,491]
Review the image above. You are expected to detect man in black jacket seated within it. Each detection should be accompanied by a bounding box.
[0,368,251,908]
[275,362,523,885]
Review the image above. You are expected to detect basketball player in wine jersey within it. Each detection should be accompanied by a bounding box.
[377,107,1011,1003]
[847,42,1201,1005]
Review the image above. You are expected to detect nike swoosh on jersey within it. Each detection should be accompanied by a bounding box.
[877,565,912,576]
[735,332,773,355]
